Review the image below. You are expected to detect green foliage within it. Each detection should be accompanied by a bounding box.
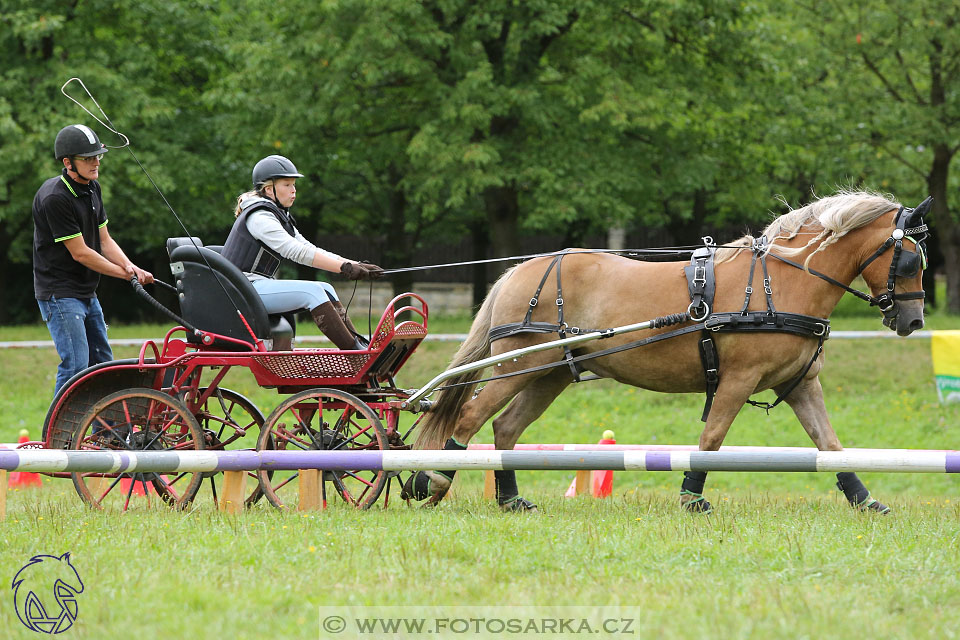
[1,0,959,322]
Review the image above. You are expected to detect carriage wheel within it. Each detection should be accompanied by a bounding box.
[192,387,267,508]
[256,388,388,510]
[71,388,205,510]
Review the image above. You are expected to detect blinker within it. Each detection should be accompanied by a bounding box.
[895,250,921,278]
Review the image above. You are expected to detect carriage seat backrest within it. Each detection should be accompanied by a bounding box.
[167,237,293,350]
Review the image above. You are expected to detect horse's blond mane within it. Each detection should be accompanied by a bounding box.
[715,189,901,268]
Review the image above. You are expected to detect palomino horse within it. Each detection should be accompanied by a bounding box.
[403,191,930,513]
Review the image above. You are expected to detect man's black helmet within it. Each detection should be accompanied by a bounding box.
[55,124,107,160]
[252,155,303,187]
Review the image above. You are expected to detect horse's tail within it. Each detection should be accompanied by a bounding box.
[413,267,515,450]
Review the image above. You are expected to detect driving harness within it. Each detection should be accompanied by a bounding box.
[483,198,930,423]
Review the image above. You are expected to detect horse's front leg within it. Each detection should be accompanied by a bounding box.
[682,377,757,513]
[779,375,890,514]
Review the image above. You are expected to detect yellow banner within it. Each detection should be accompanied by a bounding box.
[932,330,960,404]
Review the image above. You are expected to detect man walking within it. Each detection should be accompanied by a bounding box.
[33,124,153,395]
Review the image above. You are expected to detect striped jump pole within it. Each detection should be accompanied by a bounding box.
[1,448,959,474]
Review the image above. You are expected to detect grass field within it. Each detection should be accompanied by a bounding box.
[1,300,959,639]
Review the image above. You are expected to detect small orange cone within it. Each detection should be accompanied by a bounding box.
[564,430,616,498]
[9,429,43,488]
[591,430,616,498]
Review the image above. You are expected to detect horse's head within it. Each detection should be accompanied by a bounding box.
[857,197,931,336]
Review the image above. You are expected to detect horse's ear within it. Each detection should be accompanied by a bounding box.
[912,196,933,219]
[59,552,71,562]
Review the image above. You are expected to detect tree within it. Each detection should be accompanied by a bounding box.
[792,0,960,311]
[0,0,233,322]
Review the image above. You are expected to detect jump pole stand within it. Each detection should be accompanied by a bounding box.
[219,470,246,514]
[298,469,321,511]
[0,470,6,521]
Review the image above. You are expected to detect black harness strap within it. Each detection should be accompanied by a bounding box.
[684,241,719,421]
[489,250,593,381]
[553,252,584,382]
[685,237,831,422]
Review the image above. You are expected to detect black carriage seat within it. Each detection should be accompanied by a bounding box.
[202,243,298,335]
[166,237,294,351]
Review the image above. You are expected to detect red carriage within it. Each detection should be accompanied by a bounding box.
[37,238,429,511]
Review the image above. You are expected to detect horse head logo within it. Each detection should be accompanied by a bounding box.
[11,552,84,634]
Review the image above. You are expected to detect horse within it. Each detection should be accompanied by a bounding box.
[402,190,930,513]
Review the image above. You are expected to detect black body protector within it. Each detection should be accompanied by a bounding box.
[221,197,298,278]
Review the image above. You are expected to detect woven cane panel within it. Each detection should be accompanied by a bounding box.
[251,352,371,379]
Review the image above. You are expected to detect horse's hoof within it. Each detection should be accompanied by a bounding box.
[856,497,891,514]
[400,471,452,504]
[499,496,538,513]
[680,493,712,514]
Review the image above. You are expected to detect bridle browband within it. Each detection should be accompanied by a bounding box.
[767,196,931,319]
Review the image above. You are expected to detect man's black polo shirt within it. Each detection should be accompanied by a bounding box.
[32,169,108,300]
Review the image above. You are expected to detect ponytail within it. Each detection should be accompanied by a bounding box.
[234,180,274,218]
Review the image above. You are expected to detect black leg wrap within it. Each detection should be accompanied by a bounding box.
[836,472,890,513]
[494,470,519,505]
[401,471,433,501]
[680,471,712,513]
[439,437,467,482]
[681,471,708,494]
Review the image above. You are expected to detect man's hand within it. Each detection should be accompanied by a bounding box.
[126,264,154,285]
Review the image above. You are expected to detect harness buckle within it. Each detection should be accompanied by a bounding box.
[763,278,773,295]
[744,286,753,295]
[705,368,719,383]
[814,323,827,336]
[688,301,711,322]
[555,298,564,307]
[569,326,581,335]
[529,297,538,307]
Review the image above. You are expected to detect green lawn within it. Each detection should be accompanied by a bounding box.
[1,304,959,639]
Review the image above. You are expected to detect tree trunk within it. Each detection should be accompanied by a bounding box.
[383,184,415,303]
[470,221,489,311]
[926,143,958,313]
[483,185,521,281]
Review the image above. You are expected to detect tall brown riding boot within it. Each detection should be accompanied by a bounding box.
[331,300,370,348]
[310,302,362,350]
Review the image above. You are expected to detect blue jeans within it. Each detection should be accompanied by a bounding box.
[38,296,114,396]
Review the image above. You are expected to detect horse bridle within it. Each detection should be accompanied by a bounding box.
[854,196,930,318]
[768,196,931,321]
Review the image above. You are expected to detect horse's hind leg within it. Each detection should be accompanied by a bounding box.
[780,375,890,514]
[406,373,545,506]
[488,368,573,512]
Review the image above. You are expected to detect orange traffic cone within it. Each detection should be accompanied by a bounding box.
[9,429,43,488]
[564,430,616,498]
[591,430,615,498]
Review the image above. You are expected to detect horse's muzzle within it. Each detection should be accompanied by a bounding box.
[883,309,924,336]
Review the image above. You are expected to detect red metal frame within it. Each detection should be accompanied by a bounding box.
[42,293,429,451]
